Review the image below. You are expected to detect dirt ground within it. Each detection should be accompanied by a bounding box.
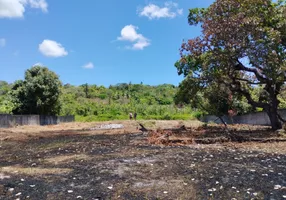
[0,120,286,200]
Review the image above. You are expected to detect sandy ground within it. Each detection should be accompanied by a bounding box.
[0,121,285,199]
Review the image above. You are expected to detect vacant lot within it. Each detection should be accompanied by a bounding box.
[0,120,286,199]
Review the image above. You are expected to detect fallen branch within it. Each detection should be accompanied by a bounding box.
[138,123,148,132]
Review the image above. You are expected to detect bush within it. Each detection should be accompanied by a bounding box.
[192,111,203,119]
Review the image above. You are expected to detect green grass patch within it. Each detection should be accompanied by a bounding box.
[75,112,200,122]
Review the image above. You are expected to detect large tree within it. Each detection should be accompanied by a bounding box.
[10,66,62,115]
[176,0,286,130]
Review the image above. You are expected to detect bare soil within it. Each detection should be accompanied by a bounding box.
[0,120,285,199]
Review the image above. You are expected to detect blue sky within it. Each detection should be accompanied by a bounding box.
[0,0,214,86]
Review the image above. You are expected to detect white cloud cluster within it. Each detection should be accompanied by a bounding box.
[39,39,68,57]
[118,25,150,50]
[0,0,48,18]
[82,62,94,69]
[0,38,6,47]
[138,2,183,20]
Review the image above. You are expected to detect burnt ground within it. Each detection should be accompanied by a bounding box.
[0,123,286,200]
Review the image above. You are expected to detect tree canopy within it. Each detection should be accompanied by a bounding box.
[175,0,286,130]
[10,66,62,115]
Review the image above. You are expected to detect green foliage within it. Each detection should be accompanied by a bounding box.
[0,81,13,114]
[58,82,195,121]
[10,66,62,115]
[56,82,200,121]
[176,0,286,130]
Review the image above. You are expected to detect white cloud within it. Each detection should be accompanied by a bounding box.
[0,38,6,47]
[117,25,150,50]
[28,0,48,12]
[132,40,150,50]
[39,39,68,57]
[33,62,44,67]
[0,0,48,18]
[82,62,94,69]
[138,1,183,20]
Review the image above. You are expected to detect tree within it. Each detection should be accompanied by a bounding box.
[10,66,62,115]
[175,0,286,130]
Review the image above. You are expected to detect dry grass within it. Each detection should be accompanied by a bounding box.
[0,120,201,141]
[140,120,202,130]
[1,120,285,154]
[44,154,90,165]
[228,142,286,154]
[0,166,72,175]
[0,121,285,199]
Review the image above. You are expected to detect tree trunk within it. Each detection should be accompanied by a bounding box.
[266,94,282,130]
[268,109,282,130]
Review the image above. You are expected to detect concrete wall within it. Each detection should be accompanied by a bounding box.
[58,115,75,123]
[14,115,40,126]
[0,114,74,128]
[201,109,286,126]
[40,115,75,125]
[0,114,13,128]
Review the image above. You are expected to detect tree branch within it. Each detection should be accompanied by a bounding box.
[235,78,262,85]
[220,79,268,109]
[234,60,268,83]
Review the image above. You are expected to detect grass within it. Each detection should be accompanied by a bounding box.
[75,113,199,122]
[0,166,72,175]
[44,154,90,165]
[0,120,202,141]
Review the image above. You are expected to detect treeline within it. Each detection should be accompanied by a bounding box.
[59,83,199,121]
[2,66,286,123]
[2,77,286,122]
[0,78,198,121]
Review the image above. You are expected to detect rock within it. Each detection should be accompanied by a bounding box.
[0,173,10,180]
[274,185,282,190]
[15,192,21,196]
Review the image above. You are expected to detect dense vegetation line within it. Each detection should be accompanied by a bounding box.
[0,68,200,121]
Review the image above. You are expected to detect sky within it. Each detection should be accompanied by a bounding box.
[0,0,214,86]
